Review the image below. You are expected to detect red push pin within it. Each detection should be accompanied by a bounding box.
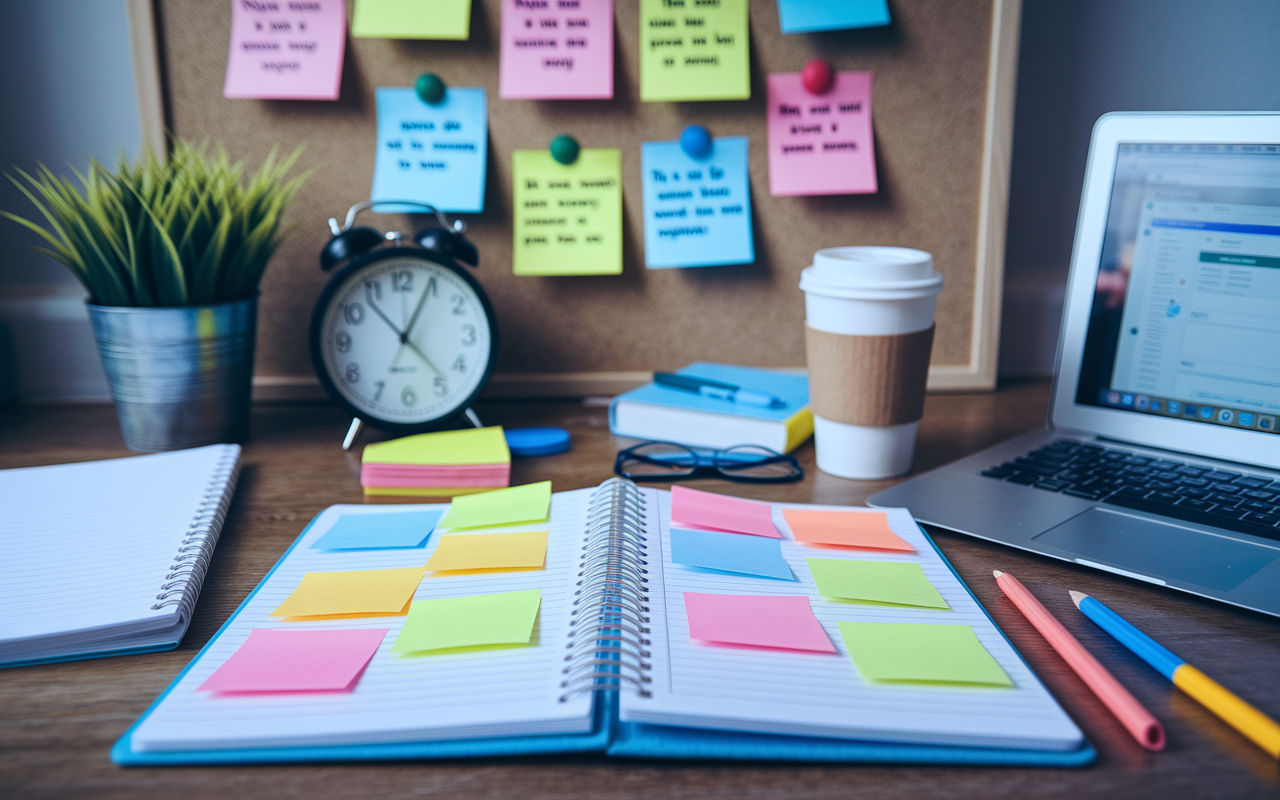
[801,59,834,95]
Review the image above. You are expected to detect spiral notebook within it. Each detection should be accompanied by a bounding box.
[0,444,241,669]
[114,479,1093,766]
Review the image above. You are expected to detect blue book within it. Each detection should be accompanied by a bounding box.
[114,482,1093,767]
[610,363,814,453]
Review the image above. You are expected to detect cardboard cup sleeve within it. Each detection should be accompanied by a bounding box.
[805,324,935,427]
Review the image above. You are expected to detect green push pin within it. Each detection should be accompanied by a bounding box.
[549,134,580,165]
[415,73,446,105]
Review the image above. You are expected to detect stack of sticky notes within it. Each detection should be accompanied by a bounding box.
[360,427,511,498]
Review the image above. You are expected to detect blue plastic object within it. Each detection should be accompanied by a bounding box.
[505,427,571,457]
[679,125,713,159]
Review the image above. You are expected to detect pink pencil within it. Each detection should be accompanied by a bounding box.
[993,570,1165,751]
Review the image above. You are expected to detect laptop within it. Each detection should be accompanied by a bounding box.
[869,113,1280,618]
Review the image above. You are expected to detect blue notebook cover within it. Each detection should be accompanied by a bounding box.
[611,363,810,424]
[114,500,1095,767]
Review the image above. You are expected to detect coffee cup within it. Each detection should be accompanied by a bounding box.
[799,247,944,479]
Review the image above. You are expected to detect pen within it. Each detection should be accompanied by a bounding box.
[1071,590,1280,759]
[654,373,786,410]
[993,572,1164,750]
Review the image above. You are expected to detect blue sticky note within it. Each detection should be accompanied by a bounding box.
[670,528,793,581]
[371,87,488,213]
[777,0,890,33]
[312,509,445,550]
[641,136,754,269]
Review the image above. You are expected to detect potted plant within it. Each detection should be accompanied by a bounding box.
[3,142,307,451]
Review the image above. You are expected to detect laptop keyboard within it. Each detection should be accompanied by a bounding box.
[980,439,1280,543]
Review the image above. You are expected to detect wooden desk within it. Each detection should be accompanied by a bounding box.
[2,380,1278,798]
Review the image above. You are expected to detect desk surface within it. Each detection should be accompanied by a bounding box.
[2,380,1278,799]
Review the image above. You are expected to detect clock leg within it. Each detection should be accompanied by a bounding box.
[464,407,483,429]
[342,417,364,451]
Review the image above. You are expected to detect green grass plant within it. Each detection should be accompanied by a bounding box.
[2,141,307,307]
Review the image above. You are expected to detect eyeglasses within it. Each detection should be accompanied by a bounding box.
[614,441,803,483]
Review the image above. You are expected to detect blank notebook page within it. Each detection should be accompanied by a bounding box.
[624,492,1084,752]
[0,445,238,646]
[131,493,595,752]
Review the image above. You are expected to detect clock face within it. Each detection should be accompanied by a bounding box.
[314,253,496,427]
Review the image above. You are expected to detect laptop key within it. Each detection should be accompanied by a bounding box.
[1243,489,1276,501]
[1177,498,1213,511]
[1206,506,1250,521]
[1247,513,1280,526]
[1145,491,1180,505]
[1210,482,1242,494]
[1006,473,1040,485]
[1104,494,1280,543]
[1242,500,1279,514]
[1206,493,1243,506]
[1234,477,1273,489]
[1064,488,1105,500]
[980,468,1013,479]
[1033,480,1068,491]
[1203,470,1241,481]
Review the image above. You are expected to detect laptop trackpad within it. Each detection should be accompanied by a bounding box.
[1033,507,1278,592]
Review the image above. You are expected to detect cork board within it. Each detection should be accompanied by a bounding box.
[146,0,1019,395]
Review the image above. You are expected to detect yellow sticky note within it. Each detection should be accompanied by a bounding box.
[425,530,549,572]
[391,589,542,653]
[512,149,622,276]
[439,481,553,529]
[270,567,424,619]
[362,427,511,466]
[352,0,472,40]
[639,0,750,102]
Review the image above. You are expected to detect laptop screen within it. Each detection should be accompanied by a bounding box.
[1076,142,1280,437]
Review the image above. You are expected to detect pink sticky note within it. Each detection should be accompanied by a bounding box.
[223,0,347,100]
[670,485,781,538]
[499,0,614,99]
[684,593,836,653]
[767,71,877,195]
[198,628,387,693]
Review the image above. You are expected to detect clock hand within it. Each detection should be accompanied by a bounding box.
[365,282,403,337]
[404,339,445,378]
[402,280,432,340]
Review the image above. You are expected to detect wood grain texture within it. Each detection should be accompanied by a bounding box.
[151,0,1003,388]
[2,382,1279,798]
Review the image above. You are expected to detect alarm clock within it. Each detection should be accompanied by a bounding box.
[310,201,497,438]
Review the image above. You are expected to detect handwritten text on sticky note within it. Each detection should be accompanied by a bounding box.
[500,0,614,99]
[768,71,876,196]
[353,0,472,40]
[199,629,387,694]
[371,87,488,213]
[512,149,622,275]
[639,0,750,101]
[642,137,754,268]
[777,0,890,33]
[224,0,346,100]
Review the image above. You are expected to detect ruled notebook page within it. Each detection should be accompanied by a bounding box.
[0,445,236,652]
[624,491,1084,752]
[131,490,595,752]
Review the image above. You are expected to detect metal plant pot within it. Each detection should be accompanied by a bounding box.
[87,297,257,452]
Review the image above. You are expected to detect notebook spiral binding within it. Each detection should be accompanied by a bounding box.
[560,477,652,702]
[152,446,241,620]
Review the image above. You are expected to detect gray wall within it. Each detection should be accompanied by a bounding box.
[1000,0,1280,375]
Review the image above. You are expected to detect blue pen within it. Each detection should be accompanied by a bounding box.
[654,373,786,410]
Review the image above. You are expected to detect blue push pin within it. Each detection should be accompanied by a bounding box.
[680,125,713,160]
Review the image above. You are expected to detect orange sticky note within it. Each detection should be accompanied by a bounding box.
[782,508,914,552]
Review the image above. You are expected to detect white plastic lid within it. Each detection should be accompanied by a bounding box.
[799,246,944,299]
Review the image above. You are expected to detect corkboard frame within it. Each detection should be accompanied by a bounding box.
[128,0,1021,400]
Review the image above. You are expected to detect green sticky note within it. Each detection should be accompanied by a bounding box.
[362,426,510,466]
[512,149,622,276]
[837,622,1013,687]
[352,0,472,39]
[639,0,750,101]
[807,559,949,609]
[439,481,552,529]
[392,589,542,653]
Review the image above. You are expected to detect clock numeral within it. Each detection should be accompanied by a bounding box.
[401,385,417,407]
[341,302,364,326]
[451,294,466,316]
[335,331,352,352]
[461,324,476,346]
[452,354,466,373]
[364,279,383,301]
[433,376,448,397]
[373,381,385,402]
[391,270,415,292]
[345,362,360,384]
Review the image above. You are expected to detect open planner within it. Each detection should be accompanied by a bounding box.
[115,479,1094,765]
[0,444,241,668]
